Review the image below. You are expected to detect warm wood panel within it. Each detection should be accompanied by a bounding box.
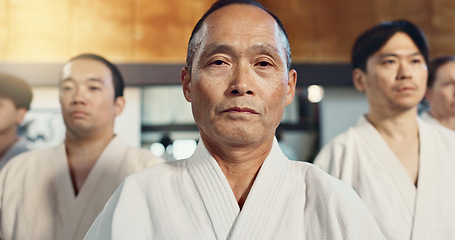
[0,0,7,59]
[312,0,378,62]
[69,0,133,62]
[262,0,315,62]
[6,0,69,61]
[0,0,454,63]
[133,0,211,63]
[430,0,455,57]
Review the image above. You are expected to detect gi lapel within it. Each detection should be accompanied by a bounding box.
[55,137,128,239]
[187,141,240,240]
[410,120,436,240]
[227,138,289,239]
[356,117,417,215]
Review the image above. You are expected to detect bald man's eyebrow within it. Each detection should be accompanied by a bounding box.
[247,44,282,59]
[199,44,237,61]
[198,43,283,62]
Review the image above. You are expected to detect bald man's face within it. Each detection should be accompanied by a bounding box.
[181,4,297,148]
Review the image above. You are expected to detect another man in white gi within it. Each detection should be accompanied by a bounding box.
[315,20,455,239]
[84,1,385,239]
[422,56,455,131]
[0,54,163,240]
[0,73,33,169]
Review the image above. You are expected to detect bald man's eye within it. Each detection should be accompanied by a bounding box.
[211,60,226,66]
[258,61,271,67]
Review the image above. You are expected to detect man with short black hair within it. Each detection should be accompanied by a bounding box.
[315,20,455,239]
[0,73,33,169]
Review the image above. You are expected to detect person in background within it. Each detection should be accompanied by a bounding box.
[0,73,33,169]
[0,53,163,240]
[84,1,384,239]
[314,20,455,239]
[421,56,455,131]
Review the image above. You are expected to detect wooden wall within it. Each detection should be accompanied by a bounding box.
[0,0,454,63]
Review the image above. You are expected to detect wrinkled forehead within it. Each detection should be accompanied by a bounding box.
[193,4,286,58]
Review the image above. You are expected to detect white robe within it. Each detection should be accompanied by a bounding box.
[85,138,385,240]
[0,136,163,240]
[314,116,455,240]
[0,138,29,170]
[421,111,455,132]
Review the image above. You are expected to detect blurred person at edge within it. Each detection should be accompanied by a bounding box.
[0,73,32,169]
[421,56,455,131]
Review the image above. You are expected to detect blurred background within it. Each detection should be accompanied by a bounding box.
[1,0,454,161]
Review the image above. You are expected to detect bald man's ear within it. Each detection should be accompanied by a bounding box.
[285,69,297,106]
[181,67,192,102]
[352,68,366,92]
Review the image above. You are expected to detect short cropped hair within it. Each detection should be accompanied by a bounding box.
[428,56,455,88]
[352,20,429,72]
[68,53,124,99]
[186,0,291,72]
[0,73,33,110]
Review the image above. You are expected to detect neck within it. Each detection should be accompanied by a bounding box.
[366,108,420,186]
[64,131,115,195]
[202,135,274,209]
[430,111,455,131]
[0,130,18,159]
[366,107,419,139]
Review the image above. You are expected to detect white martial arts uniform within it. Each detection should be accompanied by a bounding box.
[421,111,455,132]
[314,116,455,240]
[0,136,163,240]
[0,138,29,170]
[85,138,385,240]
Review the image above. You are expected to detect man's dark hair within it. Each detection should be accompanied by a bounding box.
[0,73,33,110]
[68,53,124,99]
[428,56,455,88]
[186,0,291,71]
[352,20,429,72]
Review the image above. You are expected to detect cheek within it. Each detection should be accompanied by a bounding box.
[264,81,287,112]
[440,88,455,102]
[59,97,68,109]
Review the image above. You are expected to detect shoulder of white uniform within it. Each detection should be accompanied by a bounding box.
[300,163,352,195]
[301,163,386,239]
[288,161,353,196]
[313,126,359,166]
[0,146,58,174]
[418,117,455,147]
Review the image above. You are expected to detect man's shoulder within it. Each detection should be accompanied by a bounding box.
[314,125,363,163]
[4,146,59,167]
[290,161,354,196]
[419,118,455,148]
[123,159,185,187]
[0,146,59,183]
